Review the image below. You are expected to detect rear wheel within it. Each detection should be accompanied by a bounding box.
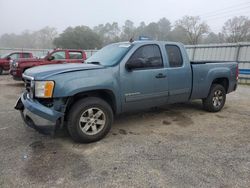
[0,67,3,75]
[203,84,226,112]
[67,97,113,143]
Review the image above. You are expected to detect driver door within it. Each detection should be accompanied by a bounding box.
[120,44,169,112]
[44,51,66,65]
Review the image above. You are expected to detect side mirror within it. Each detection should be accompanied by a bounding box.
[47,56,55,61]
[6,56,11,60]
[125,58,145,71]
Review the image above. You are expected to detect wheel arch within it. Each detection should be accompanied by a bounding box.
[211,77,229,93]
[65,89,117,120]
[22,67,31,73]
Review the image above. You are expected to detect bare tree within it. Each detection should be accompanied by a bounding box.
[34,26,58,48]
[175,16,209,44]
[0,27,57,48]
[222,16,250,43]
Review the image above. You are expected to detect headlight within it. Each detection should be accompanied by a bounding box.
[35,81,55,98]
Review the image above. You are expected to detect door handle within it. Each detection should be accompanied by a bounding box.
[155,73,166,78]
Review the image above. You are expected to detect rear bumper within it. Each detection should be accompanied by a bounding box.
[15,92,64,134]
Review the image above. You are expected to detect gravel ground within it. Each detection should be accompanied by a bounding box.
[0,74,250,188]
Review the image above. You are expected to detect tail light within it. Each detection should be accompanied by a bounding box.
[236,64,239,80]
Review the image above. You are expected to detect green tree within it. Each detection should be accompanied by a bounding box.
[54,26,102,49]
[93,22,120,45]
[143,22,160,40]
[121,20,136,41]
[157,18,171,40]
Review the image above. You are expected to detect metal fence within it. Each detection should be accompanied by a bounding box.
[186,43,250,83]
[0,48,50,58]
[0,48,98,59]
[1,43,250,83]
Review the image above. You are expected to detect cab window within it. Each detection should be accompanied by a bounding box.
[69,51,82,59]
[165,45,183,67]
[9,53,20,59]
[22,53,31,58]
[128,44,163,69]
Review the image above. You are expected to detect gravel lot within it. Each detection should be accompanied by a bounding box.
[0,74,250,188]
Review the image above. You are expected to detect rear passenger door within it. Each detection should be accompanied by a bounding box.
[165,45,192,103]
[120,44,169,112]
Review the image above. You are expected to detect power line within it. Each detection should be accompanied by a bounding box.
[201,6,250,19]
[199,1,250,17]
[203,10,250,21]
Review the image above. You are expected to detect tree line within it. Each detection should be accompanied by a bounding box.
[1,16,250,49]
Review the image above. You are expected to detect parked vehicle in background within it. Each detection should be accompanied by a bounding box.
[0,52,33,75]
[10,49,87,80]
[15,40,238,143]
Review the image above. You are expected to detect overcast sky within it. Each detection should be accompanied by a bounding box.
[0,0,250,35]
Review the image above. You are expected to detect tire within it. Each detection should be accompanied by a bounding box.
[203,84,226,112]
[0,67,3,75]
[67,97,113,143]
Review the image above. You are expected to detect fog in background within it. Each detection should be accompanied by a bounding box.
[0,0,250,49]
[1,0,250,35]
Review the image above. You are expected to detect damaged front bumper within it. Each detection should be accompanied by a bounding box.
[15,92,65,134]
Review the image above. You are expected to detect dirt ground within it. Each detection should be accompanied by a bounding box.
[0,74,250,188]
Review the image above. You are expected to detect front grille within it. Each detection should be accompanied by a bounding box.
[23,75,34,97]
[24,79,31,92]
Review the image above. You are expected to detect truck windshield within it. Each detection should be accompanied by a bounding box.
[86,43,132,66]
[1,53,9,58]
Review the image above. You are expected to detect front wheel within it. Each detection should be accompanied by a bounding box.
[0,67,3,75]
[67,97,113,143]
[203,84,226,112]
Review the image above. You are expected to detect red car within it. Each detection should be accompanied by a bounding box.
[10,49,87,80]
[0,52,33,75]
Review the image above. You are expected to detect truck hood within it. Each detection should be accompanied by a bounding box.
[0,59,8,62]
[23,63,104,80]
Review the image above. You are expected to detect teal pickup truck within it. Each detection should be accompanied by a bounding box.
[15,40,238,143]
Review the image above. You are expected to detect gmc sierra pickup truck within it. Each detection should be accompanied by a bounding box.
[10,49,87,80]
[0,52,33,74]
[15,41,238,143]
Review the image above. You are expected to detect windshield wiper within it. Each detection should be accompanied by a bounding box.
[86,61,101,65]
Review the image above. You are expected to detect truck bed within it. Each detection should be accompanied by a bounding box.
[190,61,238,100]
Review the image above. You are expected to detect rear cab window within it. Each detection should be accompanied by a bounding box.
[165,45,183,67]
[69,51,83,59]
[22,53,32,58]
